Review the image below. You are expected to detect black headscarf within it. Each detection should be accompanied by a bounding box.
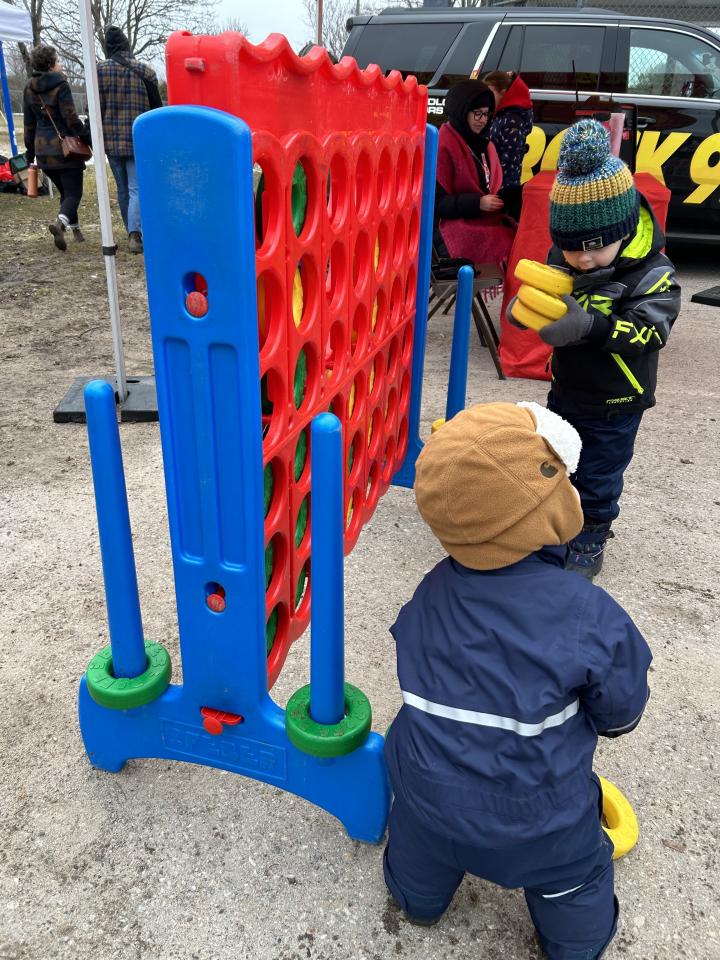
[445,80,495,157]
[104,26,131,58]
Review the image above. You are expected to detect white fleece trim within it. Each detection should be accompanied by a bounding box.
[517,402,582,475]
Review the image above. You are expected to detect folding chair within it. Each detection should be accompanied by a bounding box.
[429,248,505,380]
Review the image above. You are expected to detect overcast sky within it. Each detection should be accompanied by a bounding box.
[218,0,311,48]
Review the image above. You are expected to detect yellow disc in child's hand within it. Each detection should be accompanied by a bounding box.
[515,259,573,297]
[517,284,567,321]
[511,298,555,332]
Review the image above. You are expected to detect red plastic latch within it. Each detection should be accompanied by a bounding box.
[184,57,206,73]
[201,707,244,736]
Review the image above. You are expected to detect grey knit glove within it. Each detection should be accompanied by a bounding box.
[539,296,593,347]
[506,295,525,329]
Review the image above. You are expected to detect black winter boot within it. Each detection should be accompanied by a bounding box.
[566,522,614,580]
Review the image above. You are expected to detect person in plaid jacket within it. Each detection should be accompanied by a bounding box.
[97,27,162,254]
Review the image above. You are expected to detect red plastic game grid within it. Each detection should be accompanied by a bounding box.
[167,33,427,685]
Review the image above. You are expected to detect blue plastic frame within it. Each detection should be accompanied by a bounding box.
[77,106,395,843]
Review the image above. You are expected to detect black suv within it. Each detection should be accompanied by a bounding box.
[343,6,720,241]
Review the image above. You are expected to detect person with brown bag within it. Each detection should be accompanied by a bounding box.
[23,46,91,251]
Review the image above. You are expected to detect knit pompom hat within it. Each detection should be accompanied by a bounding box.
[550,119,639,252]
[414,402,584,570]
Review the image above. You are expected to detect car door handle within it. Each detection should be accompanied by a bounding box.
[637,116,654,130]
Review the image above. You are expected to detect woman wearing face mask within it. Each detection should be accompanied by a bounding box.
[434,80,516,268]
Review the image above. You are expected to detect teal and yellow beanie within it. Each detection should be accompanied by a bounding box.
[549,119,639,252]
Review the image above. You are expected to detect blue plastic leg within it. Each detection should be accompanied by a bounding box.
[445,265,473,422]
[393,123,438,489]
[309,414,345,726]
[84,379,147,679]
[0,43,18,158]
[78,679,390,842]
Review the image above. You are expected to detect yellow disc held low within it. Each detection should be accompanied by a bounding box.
[515,259,573,297]
[511,298,555,332]
[599,775,639,860]
[517,284,568,321]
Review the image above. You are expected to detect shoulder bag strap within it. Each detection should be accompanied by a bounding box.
[38,92,64,140]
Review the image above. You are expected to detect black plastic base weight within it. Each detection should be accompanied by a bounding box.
[691,286,720,308]
[53,376,158,423]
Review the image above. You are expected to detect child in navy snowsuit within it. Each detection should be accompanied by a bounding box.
[539,120,680,578]
[383,401,652,960]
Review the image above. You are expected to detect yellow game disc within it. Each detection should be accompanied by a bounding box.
[292,267,303,327]
[369,362,376,395]
[348,381,356,417]
[372,298,378,332]
[517,283,568,321]
[374,237,380,271]
[599,775,639,860]
[511,298,555,332]
[431,418,446,434]
[515,259,573,297]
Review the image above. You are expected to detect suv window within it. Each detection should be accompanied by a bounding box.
[351,22,462,85]
[433,21,494,89]
[499,24,605,92]
[627,28,720,99]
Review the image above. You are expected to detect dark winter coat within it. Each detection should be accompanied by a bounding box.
[23,71,89,171]
[488,74,533,188]
[97,53,162,157]
[547,198,681,416]
[385,547,651,848]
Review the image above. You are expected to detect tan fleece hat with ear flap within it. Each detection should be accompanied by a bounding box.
[414,402,584,570]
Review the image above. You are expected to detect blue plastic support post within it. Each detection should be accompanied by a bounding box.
[84,379,147,678]
[445,265,474,422]
[393,123,438,489]
[309,413,345,725]
[0,42,18,158]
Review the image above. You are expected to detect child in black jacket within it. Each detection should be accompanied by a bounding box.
[535,120,680,577]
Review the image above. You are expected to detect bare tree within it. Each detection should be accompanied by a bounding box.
[302,0,484,62]
[302,0,371,61]
[212,17,250,36]
[10,0,45,76]
[40,0,218,77]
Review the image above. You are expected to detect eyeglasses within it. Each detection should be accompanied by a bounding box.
[469,110,489,120]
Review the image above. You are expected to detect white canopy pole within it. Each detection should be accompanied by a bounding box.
[77,0,128,402]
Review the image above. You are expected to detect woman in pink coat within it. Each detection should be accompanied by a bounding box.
[434,80,516,269]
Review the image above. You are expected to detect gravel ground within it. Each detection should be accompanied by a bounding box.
[1,183,719,960]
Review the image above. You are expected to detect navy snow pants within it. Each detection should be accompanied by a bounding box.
[383,782,617,960]
[548,400,644,527]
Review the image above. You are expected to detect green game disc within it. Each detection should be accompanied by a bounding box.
[264,462,273,517]
[292,163,308,236]
[266,607,278,656]
[294,431,307,482]
[285,683,372,758]
[85,641,172,711]
[295,565,308,609]
[265,541,274,589]
[295,497,309,548]
[294,348,308,410]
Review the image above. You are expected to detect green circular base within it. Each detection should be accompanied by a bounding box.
[285,682,372,758]
[86,641,171,710]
